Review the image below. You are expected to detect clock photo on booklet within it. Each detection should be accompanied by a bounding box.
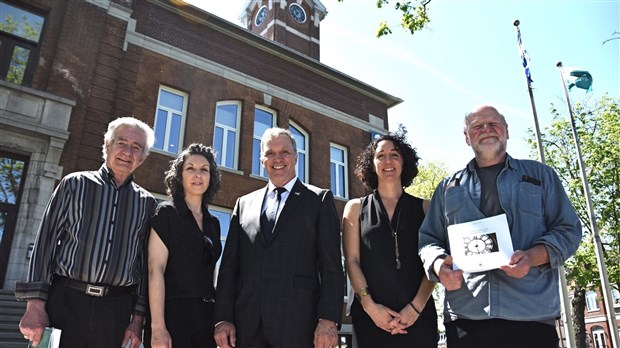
[447,214,514,272]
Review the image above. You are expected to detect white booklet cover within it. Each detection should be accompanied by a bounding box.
[447,214,514,272]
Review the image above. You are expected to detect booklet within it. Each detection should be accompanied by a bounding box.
[28,327,61,348]
[447,214,514,272]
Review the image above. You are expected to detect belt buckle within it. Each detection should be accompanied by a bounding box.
[85,284,106,297]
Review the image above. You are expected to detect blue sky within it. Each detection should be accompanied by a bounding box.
[187,0,619,171]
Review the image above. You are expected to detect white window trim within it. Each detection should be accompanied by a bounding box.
[214,100,241,170]
[330,143,348,199]
[289,121,309,183]
[253,105,276,178]
[153,85,187,155]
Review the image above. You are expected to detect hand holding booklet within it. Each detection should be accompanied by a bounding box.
[447,214,514,272]
[28,327,61,348]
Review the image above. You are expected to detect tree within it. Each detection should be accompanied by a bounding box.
[337,0,431,37]
[527,95,620,348]
[406,160,449,199]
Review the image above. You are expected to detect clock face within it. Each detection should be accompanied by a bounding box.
[463,234,495,256]
[255,6,267,26]
[289,3,306,23]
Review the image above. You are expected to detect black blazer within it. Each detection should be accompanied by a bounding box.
[214,179,344,347]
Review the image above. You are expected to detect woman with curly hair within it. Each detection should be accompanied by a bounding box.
[342,133,438,347]
[147,143,222,348]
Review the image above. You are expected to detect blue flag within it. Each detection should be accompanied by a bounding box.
[517,27,533,83]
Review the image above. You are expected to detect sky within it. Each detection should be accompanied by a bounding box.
[185,0,619,171]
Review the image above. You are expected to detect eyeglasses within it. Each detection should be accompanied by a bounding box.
[203,235,215,265]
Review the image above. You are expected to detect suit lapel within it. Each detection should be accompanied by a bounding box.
[244,186,269,244]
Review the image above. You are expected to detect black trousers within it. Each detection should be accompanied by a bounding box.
[445,318,558,348]
[47,283,134,348]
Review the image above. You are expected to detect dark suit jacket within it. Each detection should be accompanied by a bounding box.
[214,179,344,347]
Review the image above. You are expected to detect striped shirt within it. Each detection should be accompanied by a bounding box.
[15,165,156,315]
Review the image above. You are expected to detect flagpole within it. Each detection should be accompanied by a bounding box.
[514,20,545,164]
[557,61,620,348]
[514,20,574,348]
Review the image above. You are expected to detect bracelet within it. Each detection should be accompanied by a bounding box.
[409,302,421,315]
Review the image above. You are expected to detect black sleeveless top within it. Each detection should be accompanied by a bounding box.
[353,191,436,321]
[151,198,221,300]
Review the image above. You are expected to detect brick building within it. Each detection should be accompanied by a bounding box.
[583,286,620,347]
[0,0,401,342]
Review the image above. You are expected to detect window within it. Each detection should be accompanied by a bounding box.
[592,326,607,348]
[209,206,231,286]
[251,106,275,178]
[612,288,620,306]
[586,290,599,311]
[0,1,45,85]
[289,122,308,183]
[330,144,348,199]
[213,101,241,169]
[153,86,187,155]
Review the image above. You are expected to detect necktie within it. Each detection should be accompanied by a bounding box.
[261,187,286,242]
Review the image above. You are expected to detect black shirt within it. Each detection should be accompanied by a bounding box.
[151,198,221,299]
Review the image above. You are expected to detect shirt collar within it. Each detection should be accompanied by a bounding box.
[267,176,297,193]
[99,163,134,187]
[100,164,135,188]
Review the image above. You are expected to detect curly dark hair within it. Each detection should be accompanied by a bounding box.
[164,143,221,205]
[354,132,420,190]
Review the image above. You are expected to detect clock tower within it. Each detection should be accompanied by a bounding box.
[240,0,327,60]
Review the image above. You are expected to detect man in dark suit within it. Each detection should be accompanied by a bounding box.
[214,127,344,348]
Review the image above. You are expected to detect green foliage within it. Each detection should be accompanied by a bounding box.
[406,160,449,199]
[338,0,431,37]
[0,157,25,203]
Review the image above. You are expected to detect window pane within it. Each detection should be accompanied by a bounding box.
[213,127,224,165]
[330,146,343,162]
[208,209,231,251]
[216,104,238,128]
[0,211,5,242]
[6,45,29,84]
[159,89,184,111]
[337,165,345,197]
[290,126,305,151]
[0,157,25,204]
[252,139,261,176]
[225,130,236,168]
[330,163,336,193]
[254,109,273,137]
[0,2,44,42]
[168,113,181,154]
[154,109,168,150]
[297,153,305,182]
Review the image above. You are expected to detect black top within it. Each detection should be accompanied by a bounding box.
[477,161,505,217]
[354,191,436,320]
[151,198,221,299]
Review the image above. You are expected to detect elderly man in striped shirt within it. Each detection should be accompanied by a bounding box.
[16,117,157,348]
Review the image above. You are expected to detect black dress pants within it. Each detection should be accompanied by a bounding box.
[47,283,134,348]
[445,318,559,348]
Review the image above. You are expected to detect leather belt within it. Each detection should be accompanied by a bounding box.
[53,275,134,297]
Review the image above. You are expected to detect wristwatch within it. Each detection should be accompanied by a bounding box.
[356,287,370,300]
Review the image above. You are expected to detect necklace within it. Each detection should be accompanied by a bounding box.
[376,191,403,270]
[388,208,402,270]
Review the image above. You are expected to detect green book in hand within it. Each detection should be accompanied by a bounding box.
[29,327,61,348]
